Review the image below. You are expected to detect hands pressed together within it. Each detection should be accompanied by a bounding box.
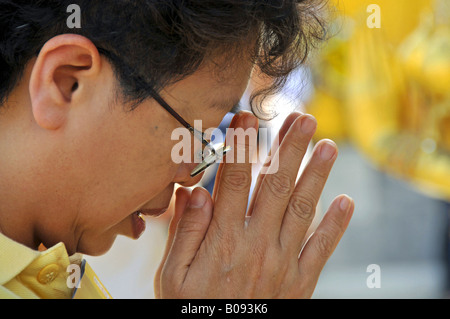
[155,111,354,298]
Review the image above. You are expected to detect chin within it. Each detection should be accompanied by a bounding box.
[76,235,118,257]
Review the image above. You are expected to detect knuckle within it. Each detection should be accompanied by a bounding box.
[314,231,336,259]
[287,139,307,156]
[327,213,346,233]
[287,196,316,224]
[310,166,329,181]
[177,218,206,235]
[250,242,279,278]
[252,244,268,268]
[221,169,252,191]
[208,219,239,261]
[265,171,294,199]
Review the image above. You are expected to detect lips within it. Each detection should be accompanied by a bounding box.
[132,212,146,239]
[139,207,168,218]
[131,207,168,239]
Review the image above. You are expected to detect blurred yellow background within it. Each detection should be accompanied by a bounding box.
[306,0,450,200]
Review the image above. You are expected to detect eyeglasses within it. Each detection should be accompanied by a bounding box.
[149,90,232,177]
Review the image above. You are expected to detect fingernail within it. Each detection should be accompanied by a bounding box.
[320,140,337,161]
[339,195,352,212]
[301,115,317,135]
[188,190,207,208]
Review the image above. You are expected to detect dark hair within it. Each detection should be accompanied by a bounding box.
[0,0,327,116]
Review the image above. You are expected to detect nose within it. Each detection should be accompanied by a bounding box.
[140,183,175,212]
[173,162,205,187]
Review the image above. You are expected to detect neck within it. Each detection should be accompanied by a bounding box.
[0,82,42,250]
[0,104,79,253]
[0,135,41,250]
[0,186,41,250]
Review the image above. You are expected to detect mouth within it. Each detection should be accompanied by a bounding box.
[131,207,168,239]
[139,207,168,218]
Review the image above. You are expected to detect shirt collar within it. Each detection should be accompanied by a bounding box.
[0,232,40,285]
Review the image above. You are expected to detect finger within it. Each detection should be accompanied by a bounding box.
[212,113,240,201]
[249,114,317,235]
[212,111,258,228]
[298,195,354,293]
[280,139,338,254]
[165,187,192,259]
[154,187,191,297]
[163,187,213,287]
[247,111,302,215]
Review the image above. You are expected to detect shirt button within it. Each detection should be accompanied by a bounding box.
[37,264,60,284]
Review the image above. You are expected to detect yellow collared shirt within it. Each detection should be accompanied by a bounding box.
[0,233,111,299]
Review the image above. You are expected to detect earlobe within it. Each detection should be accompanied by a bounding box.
[29,34,101,130]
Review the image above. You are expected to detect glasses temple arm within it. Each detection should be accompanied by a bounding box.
[149,90,212,149]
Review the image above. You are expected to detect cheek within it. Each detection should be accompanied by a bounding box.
[75,133,178,220]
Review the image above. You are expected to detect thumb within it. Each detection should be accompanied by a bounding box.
[154,187,191,298]
[160,187,213,293]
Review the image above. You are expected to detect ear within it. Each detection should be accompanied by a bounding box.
[29,34,101,130]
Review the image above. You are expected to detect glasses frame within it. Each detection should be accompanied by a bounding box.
[149,90,231,177]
